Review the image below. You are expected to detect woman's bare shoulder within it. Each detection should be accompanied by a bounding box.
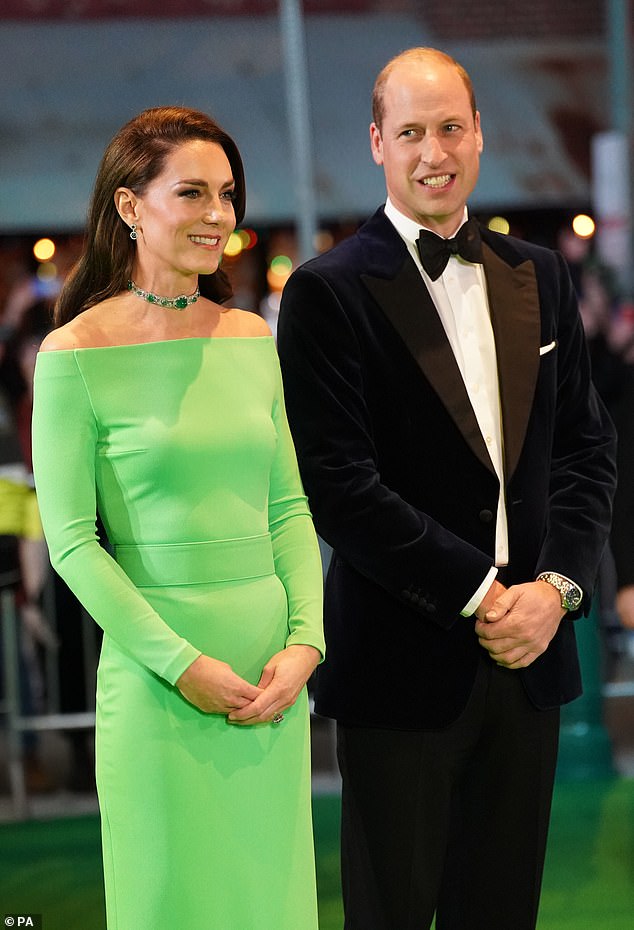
[218,307,272,337]
[39,320,84,352]
[39,299,121,352]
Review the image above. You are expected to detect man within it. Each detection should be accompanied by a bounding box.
[277,47,616,929]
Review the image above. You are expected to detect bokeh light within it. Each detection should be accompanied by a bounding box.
[270,254,293,275]
[572,214,595,239]
[238,228,258,250]
[33,237,56,262]
[267,254,293,292]
[487,216,510,235]
[36,262,58,280]
[223,232,243,257]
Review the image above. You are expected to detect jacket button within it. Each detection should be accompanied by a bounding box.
[479,509,493,523]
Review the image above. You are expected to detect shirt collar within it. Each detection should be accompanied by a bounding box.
[384,197,469,245]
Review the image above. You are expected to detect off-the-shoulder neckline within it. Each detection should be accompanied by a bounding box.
[38,335,274,354]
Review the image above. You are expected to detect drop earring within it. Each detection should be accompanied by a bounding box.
[130,223,138,241]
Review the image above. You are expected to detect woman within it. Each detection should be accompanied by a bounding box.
[31,106,324,929]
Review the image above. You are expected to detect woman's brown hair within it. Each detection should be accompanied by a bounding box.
[54,106,246,326]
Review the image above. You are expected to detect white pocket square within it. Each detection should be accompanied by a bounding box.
[539,340,557,356]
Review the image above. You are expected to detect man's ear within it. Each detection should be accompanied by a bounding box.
[370,123,384,166]
[474,111,484,155]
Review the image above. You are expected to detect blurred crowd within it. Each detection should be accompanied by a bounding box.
[0,236,95,794]
[557,227,634,661]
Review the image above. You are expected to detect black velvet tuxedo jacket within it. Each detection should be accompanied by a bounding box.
[277,207,617,729]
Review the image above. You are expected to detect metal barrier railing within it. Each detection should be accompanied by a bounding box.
[0,580,95,819]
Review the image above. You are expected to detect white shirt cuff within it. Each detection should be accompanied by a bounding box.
[461,566,499,617]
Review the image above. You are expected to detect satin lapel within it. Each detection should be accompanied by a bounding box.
[362,259,494,475]
[483,243,541,480]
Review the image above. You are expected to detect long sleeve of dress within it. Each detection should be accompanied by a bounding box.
[269,362,325,658]
[32,350,201,684]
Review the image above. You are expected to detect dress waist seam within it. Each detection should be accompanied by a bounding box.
[114,534,275,586]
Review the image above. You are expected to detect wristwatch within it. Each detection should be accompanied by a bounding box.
[536,572,583,611]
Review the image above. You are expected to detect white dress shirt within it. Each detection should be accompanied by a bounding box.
[384,198,506,614]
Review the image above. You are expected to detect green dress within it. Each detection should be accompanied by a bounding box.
[32,336,325,930]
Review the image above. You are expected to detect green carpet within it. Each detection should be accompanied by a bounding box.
[1,779,633,929]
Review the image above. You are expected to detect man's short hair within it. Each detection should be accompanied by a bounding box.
[372,47,477,131]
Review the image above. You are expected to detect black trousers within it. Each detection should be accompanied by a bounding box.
[336,654,560,930]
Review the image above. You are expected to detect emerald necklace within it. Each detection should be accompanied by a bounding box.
[127,280,200,310]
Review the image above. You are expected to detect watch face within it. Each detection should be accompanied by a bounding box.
[564,588,583,610]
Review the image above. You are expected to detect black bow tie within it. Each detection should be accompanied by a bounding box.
[416,218,483,281]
